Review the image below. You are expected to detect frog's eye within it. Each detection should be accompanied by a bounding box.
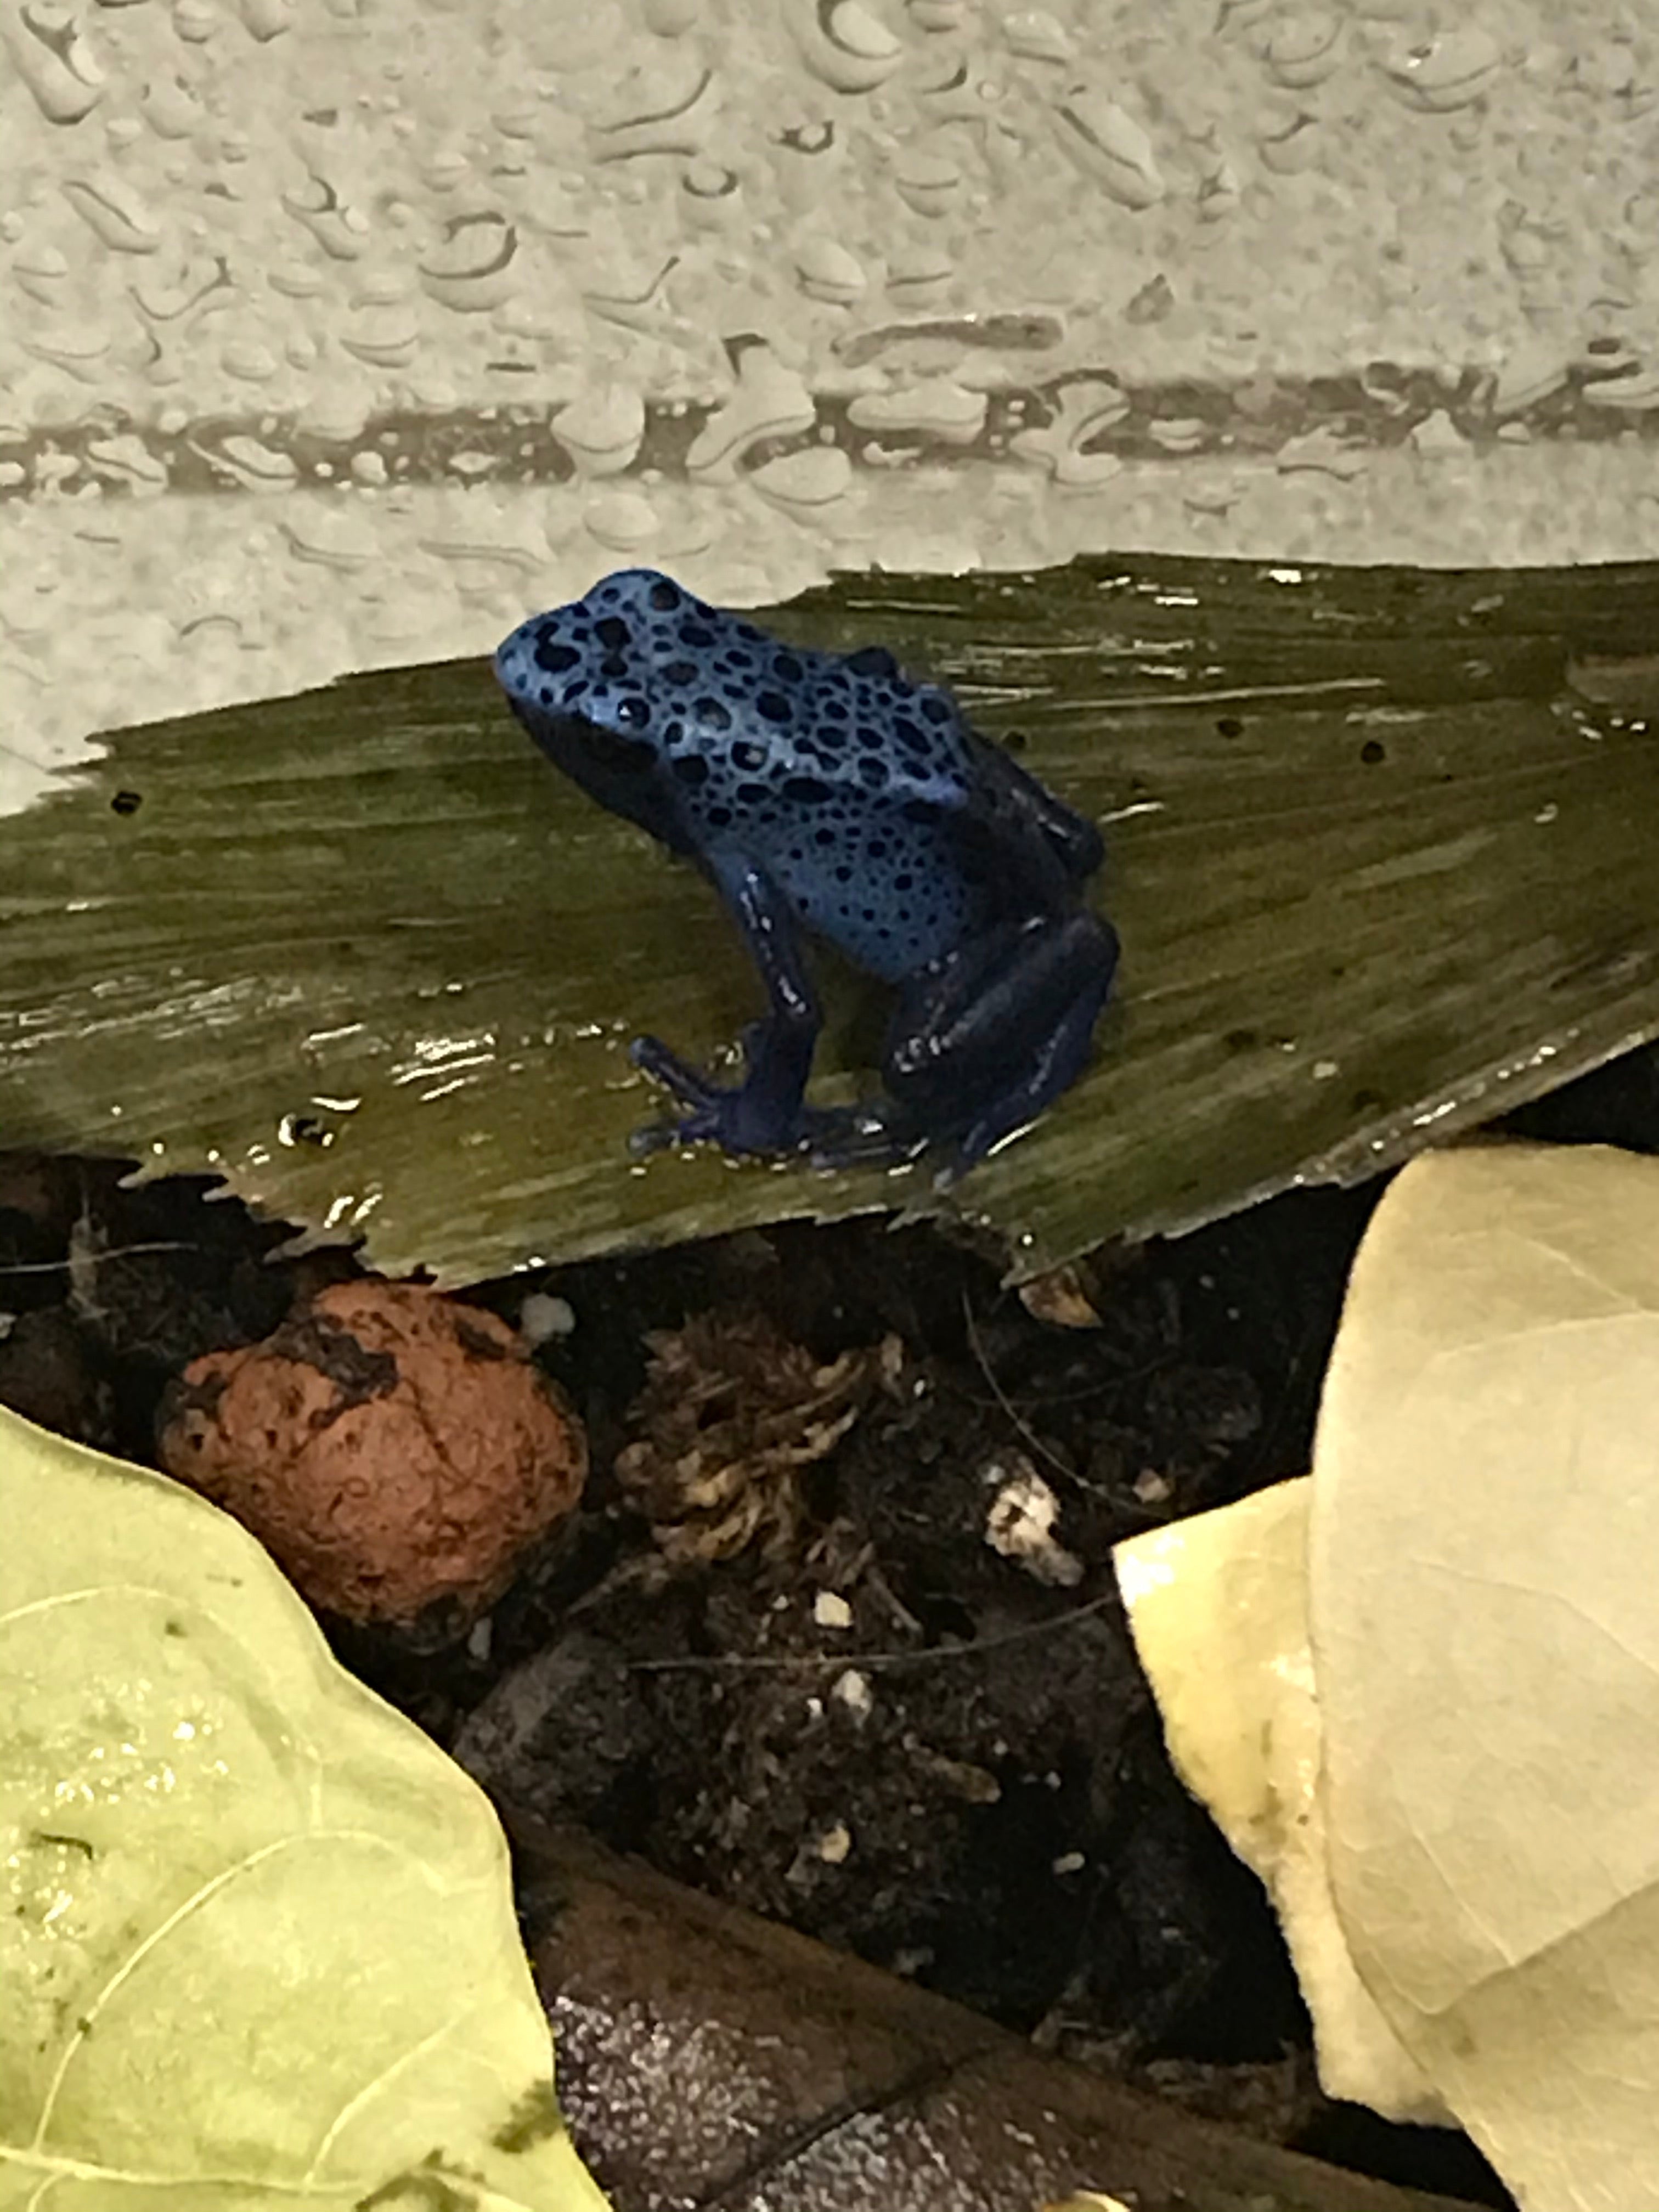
[648,577,682,611]
[845,645,900,681]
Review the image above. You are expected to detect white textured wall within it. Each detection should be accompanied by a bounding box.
[3,0,1656,809]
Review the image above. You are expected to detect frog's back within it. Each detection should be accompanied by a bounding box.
[498,568,1001,981]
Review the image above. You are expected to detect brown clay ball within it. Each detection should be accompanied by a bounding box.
[159,1279,586,1629]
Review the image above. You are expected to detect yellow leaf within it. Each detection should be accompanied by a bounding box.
[0,1404,609,2212]
[1119,1142,1659,2210]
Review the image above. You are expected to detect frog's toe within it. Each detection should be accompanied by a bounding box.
[626,1035,720,1154]
[627,1115,683,1161]
[628,1092,744,1160]
[630,1032,719,1110]
[628,1036,735,1155]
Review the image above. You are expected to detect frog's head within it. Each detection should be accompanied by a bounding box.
[494,569,692,843]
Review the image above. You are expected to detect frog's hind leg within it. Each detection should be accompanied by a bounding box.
[630,852,825,1160]
[940,970,1109,1182]
[883,908,1119,1181]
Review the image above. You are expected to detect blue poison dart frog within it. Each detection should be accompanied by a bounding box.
[494,568,1119,1179]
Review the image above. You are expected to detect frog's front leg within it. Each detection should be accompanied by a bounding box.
[630,849,827,1160]
[880,908,1119,1177]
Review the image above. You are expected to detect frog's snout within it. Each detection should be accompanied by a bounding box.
[494,613,560,706]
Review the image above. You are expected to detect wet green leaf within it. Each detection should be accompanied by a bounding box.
[2,556,1655,1285]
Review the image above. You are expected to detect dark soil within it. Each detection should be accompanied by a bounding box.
[16,1040,1655,2204]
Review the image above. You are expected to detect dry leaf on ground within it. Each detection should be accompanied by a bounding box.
[1116,1141,1659,2212]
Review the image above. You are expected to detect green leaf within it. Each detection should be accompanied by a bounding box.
[0,1403,610,2212]
[2,555,1656,1286]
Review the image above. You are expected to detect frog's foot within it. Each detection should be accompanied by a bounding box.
[630,1035,926,1171]
[800,1102,928,1174]
[629,1031,815,1160]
